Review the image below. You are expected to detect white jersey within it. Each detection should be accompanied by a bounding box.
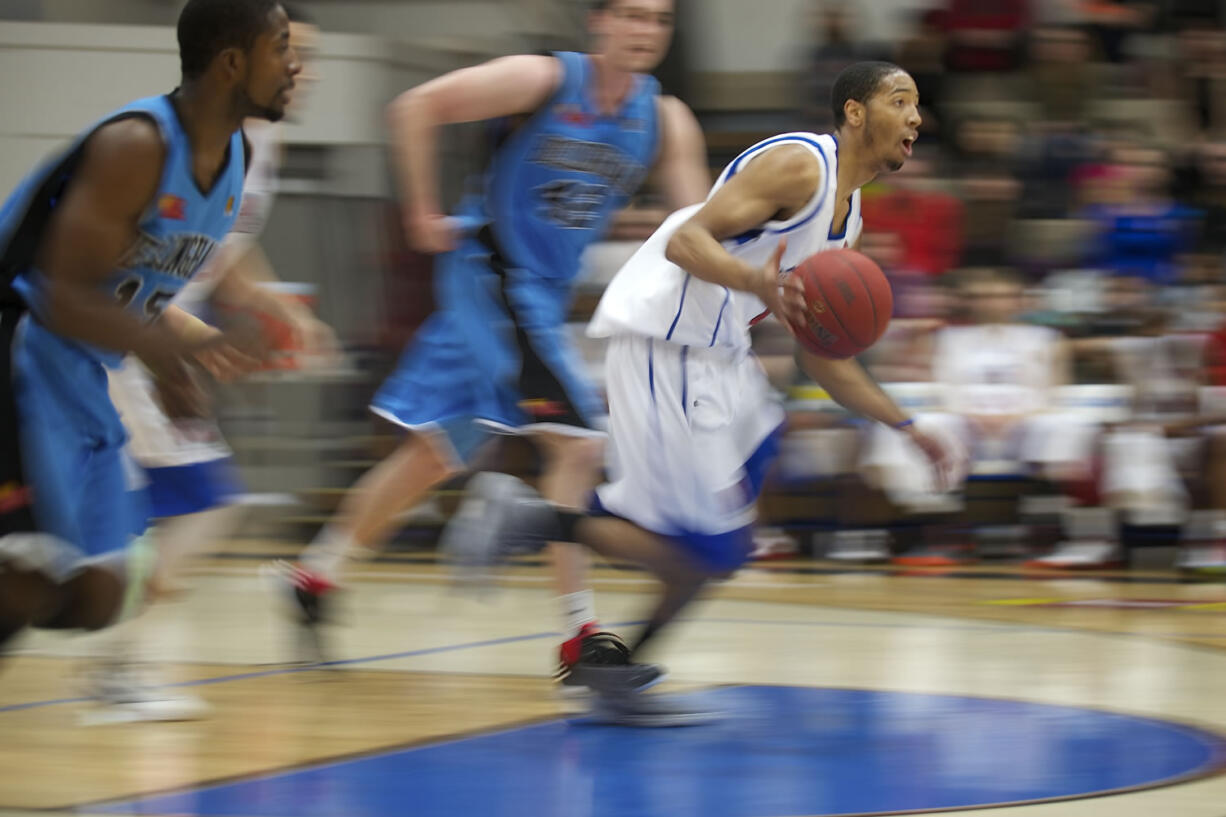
[588,132,861,353]
[172,119,281,317]
[932,324,1062,416]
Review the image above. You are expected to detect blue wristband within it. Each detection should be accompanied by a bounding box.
[893,418,915,430]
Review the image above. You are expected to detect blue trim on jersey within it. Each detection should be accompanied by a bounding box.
[724,134,831,238]
[725,134,824,179]
[680,345,689,418]
[665,273,691,341]
[710,288,730,347]
[774,142,830,236]
[647,338,656,403]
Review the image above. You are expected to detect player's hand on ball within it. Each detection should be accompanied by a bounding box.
[754,239,806,332]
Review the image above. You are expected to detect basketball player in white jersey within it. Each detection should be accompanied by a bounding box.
[93,7,337,722]
[445,61,955,722]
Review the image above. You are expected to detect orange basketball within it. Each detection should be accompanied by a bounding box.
[791,249,893,359]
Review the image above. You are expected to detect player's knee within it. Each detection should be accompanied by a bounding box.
[45,567,124,631]
[406,432,462,482]
[547,436,605,474]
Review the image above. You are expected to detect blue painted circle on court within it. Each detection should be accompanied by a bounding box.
[92,685,1226,817]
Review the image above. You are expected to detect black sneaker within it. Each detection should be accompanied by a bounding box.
[555,624,666,693]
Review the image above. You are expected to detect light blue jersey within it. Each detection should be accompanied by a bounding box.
[460,51,659,282]
[0,93,247,556]
[2,94,245,367]
[373,52,662,457]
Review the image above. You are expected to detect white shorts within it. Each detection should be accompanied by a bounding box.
[108,359,231,468]
[594,335,785,568]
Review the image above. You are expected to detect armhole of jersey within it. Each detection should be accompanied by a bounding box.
[99,111,173,224]
[0,110,165,283]
[242,129,253,179]
[489,52,574,152]
[762,139,828,234]
[846,189,863,245]
[648,89,665,169]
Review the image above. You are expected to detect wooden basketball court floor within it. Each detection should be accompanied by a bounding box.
[3,540,1226,817]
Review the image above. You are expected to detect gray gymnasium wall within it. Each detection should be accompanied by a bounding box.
[0,0,940,348]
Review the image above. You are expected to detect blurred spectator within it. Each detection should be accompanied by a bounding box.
[1084,146,1200,285]
[861,154,964,278]
[1016,123,1100,219]
[894,8,948,143]
[942,0,1031,74]
[1027,26,1098,123]
[950,116,1023,265]
[1174,136,1226,251]
[1080,1,1154,63]
[862,268,1100,565]
[803,1,863,130]
[1170,23,1226,133]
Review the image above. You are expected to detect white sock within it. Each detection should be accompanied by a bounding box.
[558,589,596,639]
[301,526,357,584]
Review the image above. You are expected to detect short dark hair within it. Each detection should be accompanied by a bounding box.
[830,61,904,128]
[177,0,281,80]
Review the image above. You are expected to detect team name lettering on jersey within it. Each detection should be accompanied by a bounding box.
[532,135,646,196]
[119,232,218,280]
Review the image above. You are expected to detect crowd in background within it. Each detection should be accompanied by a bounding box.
[727,0,1226,569]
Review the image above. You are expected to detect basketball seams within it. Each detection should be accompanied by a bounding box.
[823,251,873,348]
[808,267,855,350]
[844,252,882,342]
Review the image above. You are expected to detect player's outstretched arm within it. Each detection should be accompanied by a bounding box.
[386,54,562,253]
[801,349,956,488]
[37,119,200,381]
[664,144,819,325]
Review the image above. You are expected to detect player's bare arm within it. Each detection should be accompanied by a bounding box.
[387,54,563,252]
[36,119,203,382]
[802,349,954,487]
[665,144,820,324]
[653,95,709,210]
[210,244,339,363]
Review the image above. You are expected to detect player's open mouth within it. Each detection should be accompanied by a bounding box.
[901,136,915,157]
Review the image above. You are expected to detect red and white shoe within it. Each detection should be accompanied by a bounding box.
[263,560,337,664]
[554,622,664,695]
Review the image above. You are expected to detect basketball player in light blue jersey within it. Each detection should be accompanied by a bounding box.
[280,0,709,689]
[0,0,301,657]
